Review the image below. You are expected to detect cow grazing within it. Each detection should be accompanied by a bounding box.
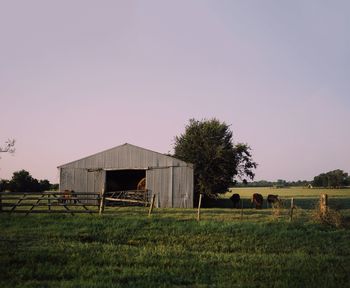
[267,194,282,208]
[251,193,263,209]
[230,193,241,208]
[71,190,78,204]
[62,190,71,204]
[62,190,78,204]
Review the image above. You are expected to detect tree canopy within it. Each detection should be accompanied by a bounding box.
[312,169,350,188]
[173,118,257,203]
[0,170,56,192]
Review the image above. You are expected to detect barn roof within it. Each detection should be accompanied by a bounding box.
[58,143,192,169]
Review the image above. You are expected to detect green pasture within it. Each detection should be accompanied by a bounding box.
[228,187,350,198]
[208,187,350,210]
[1,204,350,288]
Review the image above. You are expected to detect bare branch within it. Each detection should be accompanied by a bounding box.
[0,139,16,153]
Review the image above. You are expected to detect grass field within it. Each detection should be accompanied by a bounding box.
[1,188,350,287]
[228,187,350,198]
[221,187,350,210]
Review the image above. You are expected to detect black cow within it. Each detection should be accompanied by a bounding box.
[251,193,263,209]
[230,193,241,208]
[267,194,282,208]
[71,190,78,204]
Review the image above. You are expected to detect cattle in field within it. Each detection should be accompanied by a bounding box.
[230,193,241,208]
[71,190,78,204]
[62,190,78,204]
[251,193,263,209]
[267,194,282,208]
[62,190,71,204]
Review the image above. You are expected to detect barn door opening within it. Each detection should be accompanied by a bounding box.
[105,170,146,192]
[104,169,148,206]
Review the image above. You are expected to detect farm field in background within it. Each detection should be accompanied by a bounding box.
[228,187,350,198]
[1,204,350,288]
[223,187,350,211]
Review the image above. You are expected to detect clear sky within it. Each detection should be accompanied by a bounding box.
[1,0,349,183]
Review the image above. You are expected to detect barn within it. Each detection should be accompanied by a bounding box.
[58,143,194,208]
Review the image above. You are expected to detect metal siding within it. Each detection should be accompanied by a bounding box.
[74,169,87,192]
[59,144,188,170]
[90,170,104,203]
[87,172,95,192]
[173,167,182,208]
[59,144,193,208]
[93,170,105,193]
[59,169,64,191]
[59,169,68,191]
[172,166,193,208]
[60,168,75,191]
[160,168,170,207]
[186,167,194,208]
[145,169,152,196]
[169,166,173,208]
[146,168,171,208]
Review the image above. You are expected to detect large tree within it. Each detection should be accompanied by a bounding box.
[8,170,39,192]
[7,170,53,192]
[313,170,350,188]
[173,119,257,203]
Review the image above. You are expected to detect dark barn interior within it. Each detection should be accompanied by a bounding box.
[106,169,146,192]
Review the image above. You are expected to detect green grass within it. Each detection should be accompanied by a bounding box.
[229,187,350,198]
[1,207,350,288]
[220,187,350,210]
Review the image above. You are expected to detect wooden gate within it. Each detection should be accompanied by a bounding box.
[0,191,101,215]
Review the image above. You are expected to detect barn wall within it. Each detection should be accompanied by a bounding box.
[59,144,193,208]
[173,166,193,208]
[59,168,105,203]
[59,168,75,191]
[146,168,169,208]
[146,166,193,208]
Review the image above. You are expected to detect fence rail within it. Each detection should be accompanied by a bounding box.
[0,190,152,215]
[0,191,101,215]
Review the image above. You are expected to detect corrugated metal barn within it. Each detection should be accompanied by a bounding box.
[58,143,194,208]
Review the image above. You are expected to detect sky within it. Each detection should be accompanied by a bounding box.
[1,0,349,183]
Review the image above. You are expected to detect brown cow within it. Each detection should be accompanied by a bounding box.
[267,194,282,208]
[251,193,263,209]
[230,193,241,208]
[62,189,71,204]
[62,190,78,204]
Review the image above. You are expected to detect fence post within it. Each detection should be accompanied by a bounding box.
[99,188,105,215]
[0,193,2,212]
[290,198,294,222]
[48,194,51,212]
[240,198,244,220]
[197,194,203,222]
[320,194,328,216]
[148,194,156,217]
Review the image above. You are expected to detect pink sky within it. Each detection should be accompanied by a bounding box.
[1,0,349,183]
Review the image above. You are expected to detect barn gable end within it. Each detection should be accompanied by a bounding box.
[58,143,193,208]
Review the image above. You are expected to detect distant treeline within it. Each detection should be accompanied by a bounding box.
[0,170,58,192]
[235,179,311,188]
[236,169,350,188]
